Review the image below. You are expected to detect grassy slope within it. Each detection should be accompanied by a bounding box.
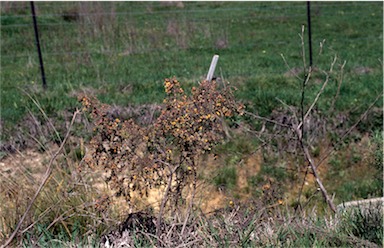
[0,2,383,245]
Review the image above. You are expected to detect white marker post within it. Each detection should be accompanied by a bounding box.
[206,55,219,82]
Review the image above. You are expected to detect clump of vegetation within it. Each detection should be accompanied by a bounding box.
[338,204,383,245]
[80,77,244,233]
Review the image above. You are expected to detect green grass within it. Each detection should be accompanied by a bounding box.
[1,2,382,133]
[327,130,383,204]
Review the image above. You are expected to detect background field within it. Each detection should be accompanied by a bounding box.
[1,1,382,126]
[0,1,383,246]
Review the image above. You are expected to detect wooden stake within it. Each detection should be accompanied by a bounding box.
[206,55,219,82]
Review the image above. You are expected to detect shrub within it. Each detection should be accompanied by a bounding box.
[79,78,244,210]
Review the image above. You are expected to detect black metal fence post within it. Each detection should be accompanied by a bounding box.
[307,1,313,67]
[30,1,47,89]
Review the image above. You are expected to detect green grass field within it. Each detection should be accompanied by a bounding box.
[1,2,382,128]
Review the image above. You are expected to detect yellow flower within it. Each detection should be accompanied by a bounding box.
[262,184,270,191]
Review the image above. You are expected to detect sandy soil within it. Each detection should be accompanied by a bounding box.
[0,145,265,219]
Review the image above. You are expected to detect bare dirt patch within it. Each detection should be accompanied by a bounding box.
[0,147,227,219]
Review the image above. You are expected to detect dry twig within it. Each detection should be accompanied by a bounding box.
[1,109,80,248]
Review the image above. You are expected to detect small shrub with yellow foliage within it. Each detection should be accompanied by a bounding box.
[80,77,244,209]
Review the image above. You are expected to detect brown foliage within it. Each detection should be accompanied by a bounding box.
[79,78,244,207]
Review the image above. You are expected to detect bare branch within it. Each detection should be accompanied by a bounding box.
[299,25,307,71]
[294,119,337,212]
[292,45,338,212]
[244,110,291,128]
[301,141,337,212]
[297,55,337,131]
[315,92,383,170]
[299,67,312,140]
[281,53,303,81]
[330,60,347,112]
[275,97,299,125]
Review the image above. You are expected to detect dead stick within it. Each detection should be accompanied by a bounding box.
[244,110,291,128]
[295,114,337,212]
[301,140,336,212]
[294,92,337,212]
[329,60,347,112]
[1,109,80,248]
[297,55,337,131]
